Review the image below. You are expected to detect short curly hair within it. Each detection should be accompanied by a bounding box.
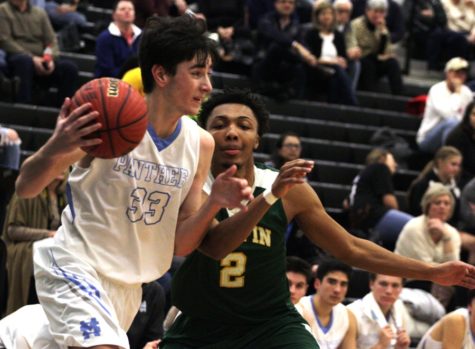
[199,89,270,137]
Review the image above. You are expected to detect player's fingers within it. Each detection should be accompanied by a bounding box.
[59,98,71,119]
[70,112,100,131]
[67,102,93,122]
[280,166,313,177]
[77,123,102,138]
[79,138,103,147]
[220,164,237,178]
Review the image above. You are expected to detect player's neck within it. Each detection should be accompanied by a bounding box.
[313,295,333,319]
[147,94,183,138]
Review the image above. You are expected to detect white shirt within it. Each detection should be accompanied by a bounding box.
[320,33,338,60]
[417,81,472,144]
[296,296,350,349]
[395,215,461,263]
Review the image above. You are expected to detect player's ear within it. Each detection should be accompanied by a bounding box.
[152,65,168,87]
[254,136,260,150]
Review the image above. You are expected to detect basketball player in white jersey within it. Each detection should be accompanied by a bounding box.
[417,289,475,349]
[12,16,267,349]
[296,259,357,349]
[347,274,410,349]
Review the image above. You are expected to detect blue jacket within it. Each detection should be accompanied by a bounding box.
[95,22,141,78]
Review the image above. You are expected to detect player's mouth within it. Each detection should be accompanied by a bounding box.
[223,147,241,156]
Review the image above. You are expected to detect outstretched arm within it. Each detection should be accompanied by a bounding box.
[15,99,102,198]
[199,159,314,260]
[287,183,475,288]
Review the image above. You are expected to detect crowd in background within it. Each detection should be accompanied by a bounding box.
[2,0,475,348]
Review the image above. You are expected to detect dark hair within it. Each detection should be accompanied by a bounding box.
[199,88,270,137]
[460,100,475,137]
[316,258,352,281]
[139,15,218,94]
[270,132,302,169]
[468,289,475,305]
[112,0,133,12]
[286,256,313,285]
[369,273,404,284]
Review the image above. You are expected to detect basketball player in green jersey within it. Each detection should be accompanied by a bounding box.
[161,90,475,349]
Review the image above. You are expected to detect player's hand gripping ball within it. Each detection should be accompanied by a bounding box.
[71,77,148,159]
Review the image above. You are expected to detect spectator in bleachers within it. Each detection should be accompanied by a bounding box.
[352,0,404,95]
[442,0,475,53]
[395,183,461,307]
[247,0,313,28]
[445,100,475,180]
[2,171,67,315]
[286,256,312,304]
[348,148,413,248]
[460,177,475,235]
[304,1,357,105]
[95,0,142,78]
[351,0,406,43]
[0,0,79,106]
[133,0,189,28]
[197,0,255,75]
[127,281,166,349]
[295,259,357,348]
[416,289,475,349]
[347,273,411,349]
[416,57,472,154]
[334,0,362,91]
[0,127,21,230]
[267,131,302,169]
[404,0,468,71]
[407,146,463,226]
[254,0,315,99]
[44,0,88,30]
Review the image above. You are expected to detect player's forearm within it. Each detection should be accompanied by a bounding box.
[174,198,222,256]
[341,237,435,280]
[199,195,272,260]
[16,142,76,198]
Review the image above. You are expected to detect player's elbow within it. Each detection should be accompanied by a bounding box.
[15,177,40,199]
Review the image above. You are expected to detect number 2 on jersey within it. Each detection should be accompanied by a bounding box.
[220,252,247,288]
[126,187,170,224]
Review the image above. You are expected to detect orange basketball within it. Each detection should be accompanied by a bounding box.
[71,78,148,159]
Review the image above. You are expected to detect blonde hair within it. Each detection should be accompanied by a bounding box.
[365,148,390,165]
[420,183,455,218]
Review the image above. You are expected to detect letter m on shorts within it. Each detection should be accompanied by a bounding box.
[80,317,101,340]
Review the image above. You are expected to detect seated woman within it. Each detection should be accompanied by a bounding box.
[395,183,461,308]
[2,173,67,315]
[303,1,357,105]
[407,146,463,226]
[265,132,302,170]
[416,289,475,349]
[348,148,412,249]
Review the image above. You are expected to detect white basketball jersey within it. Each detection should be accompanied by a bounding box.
[56,117,200,285]
[417,308,475,349]
[296,296,349,349]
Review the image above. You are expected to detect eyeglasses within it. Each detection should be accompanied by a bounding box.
[336,8,351,13]
[277,0,296,4]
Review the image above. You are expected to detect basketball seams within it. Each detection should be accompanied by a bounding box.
[98,78,117,158]
[73,77,147,158]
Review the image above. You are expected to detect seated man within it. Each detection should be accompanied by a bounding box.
[286,256,312,305]
[0,0,78,106]
[416,289,475,349]
[351,0,403,95]
[95,0,141,78]
[348,273,411,349]
[296,259,357,349]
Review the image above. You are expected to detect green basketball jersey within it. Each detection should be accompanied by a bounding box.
[171,164,296,326]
